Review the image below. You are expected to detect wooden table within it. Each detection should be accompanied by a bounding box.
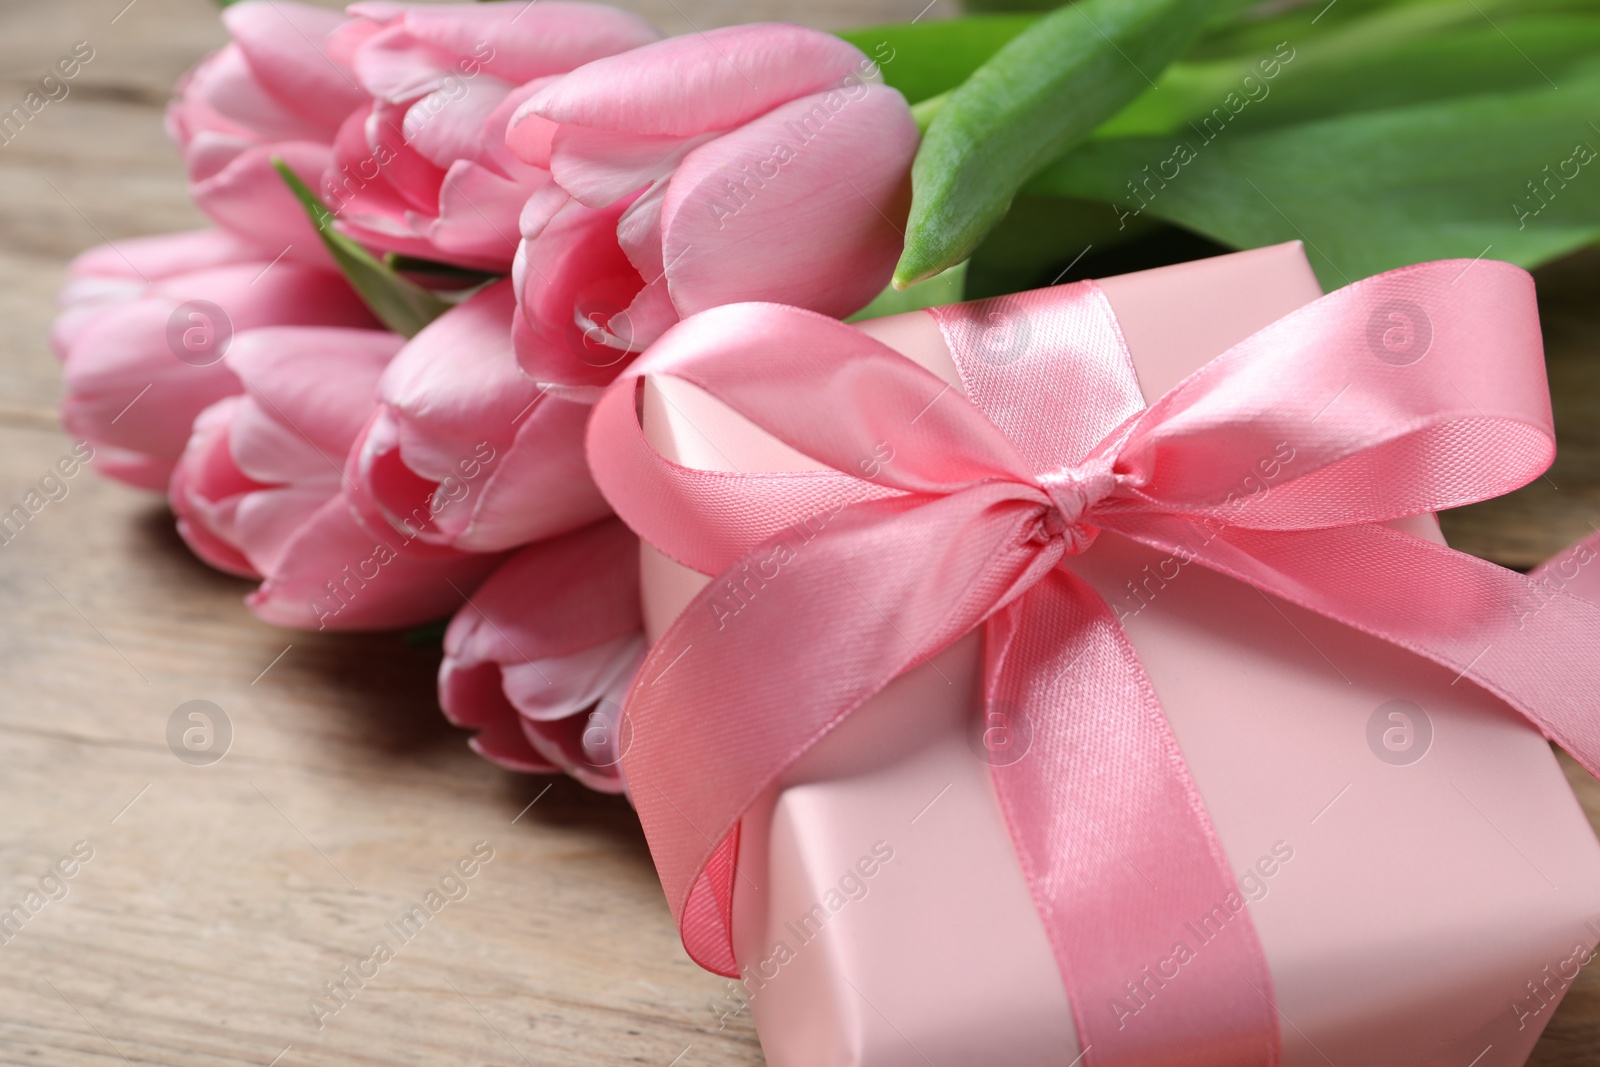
[1,2,1597,1064]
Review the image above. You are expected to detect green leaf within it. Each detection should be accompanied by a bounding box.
[896,0,1220,287]
[959,0,1062,11]
[381,252,502,289]
[965,194,1161,298]
[1098,12,1600,141]
[273,159,452,339]
[835,16,1039,105]
[1229,16,1600,133]
[847,261,968,322]
[403,618,451,646]
[1028,76,1600,289]
[1188,0,1594,62]
[910,92,949,134]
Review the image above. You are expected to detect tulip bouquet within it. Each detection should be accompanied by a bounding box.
[57,0,918,785]
[55,0,1600,789]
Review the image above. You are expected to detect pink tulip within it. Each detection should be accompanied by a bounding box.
[52,228,267,357]
[166,0,367,263]
[57,229,378,491]
[506,24,917,389]
[346,279,609,554]
[321,1,659,271]
[171,324,503,631]
[439,518,642,791]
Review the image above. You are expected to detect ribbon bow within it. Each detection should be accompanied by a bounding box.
[587,261,1600,1065]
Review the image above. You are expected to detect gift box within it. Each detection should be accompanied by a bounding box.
[593,243,1600,1066]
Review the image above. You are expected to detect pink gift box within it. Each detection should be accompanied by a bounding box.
[635,244,1600,1066]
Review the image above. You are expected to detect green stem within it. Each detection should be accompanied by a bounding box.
[273,159,453,339]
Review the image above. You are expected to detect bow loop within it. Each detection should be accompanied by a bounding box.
[1108,260,1553,531]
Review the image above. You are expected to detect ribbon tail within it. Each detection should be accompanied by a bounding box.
[1115,516,1600,777]
[988,571,1279,1066]
[620,489,1051,974]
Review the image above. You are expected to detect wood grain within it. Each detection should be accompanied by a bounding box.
[0,2,1596,1066]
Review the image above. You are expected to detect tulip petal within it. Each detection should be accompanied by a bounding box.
[482,77,555,177]
[192,141,338,268]
[174,512,259,578]
[369,100,445,214]
[167,54,255,153]
[469,715,562,774]
[63,229,267,285]
[181,128,254,186]
[350,22,461,102]
[247,494,501,630]
[223,0,368,133]
[376,281,532,452]
[401,75,513,170]
[347,406,439,541]
[615,275,678,353]
[517,707,623,793]
[661,85,916,319]
[325,104,416,224]
[53,230,271,358]
[543,125,710,207]
[429,160,533,266]
[436,518,641,786]
[230,484,338,576]
[517,182,572,242]
[440,657,516,729]
[504,97,560,171]
[531,24,866,136]
[325,13,385,70]
[354,281,599,550]
[441,517,639,663]
[512,198,643,387]
[500,637,633,721]
[229,396,339,489]
[446,393,610,552]
[171,397,262,577]
[188,44,323,145]
[61,260,377,488]
[62,303,243,488]
[226,326,404,465]
[516,645,638,794]
[352,2,660,88]
[615,181,666,278]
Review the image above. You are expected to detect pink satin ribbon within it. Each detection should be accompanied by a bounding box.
[586,259,1600,1065]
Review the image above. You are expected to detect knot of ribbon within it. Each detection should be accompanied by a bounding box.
[1033,456,1120,553]
[586,261,1600,1067]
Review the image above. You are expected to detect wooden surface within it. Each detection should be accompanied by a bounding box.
[1,2,1598,1065]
